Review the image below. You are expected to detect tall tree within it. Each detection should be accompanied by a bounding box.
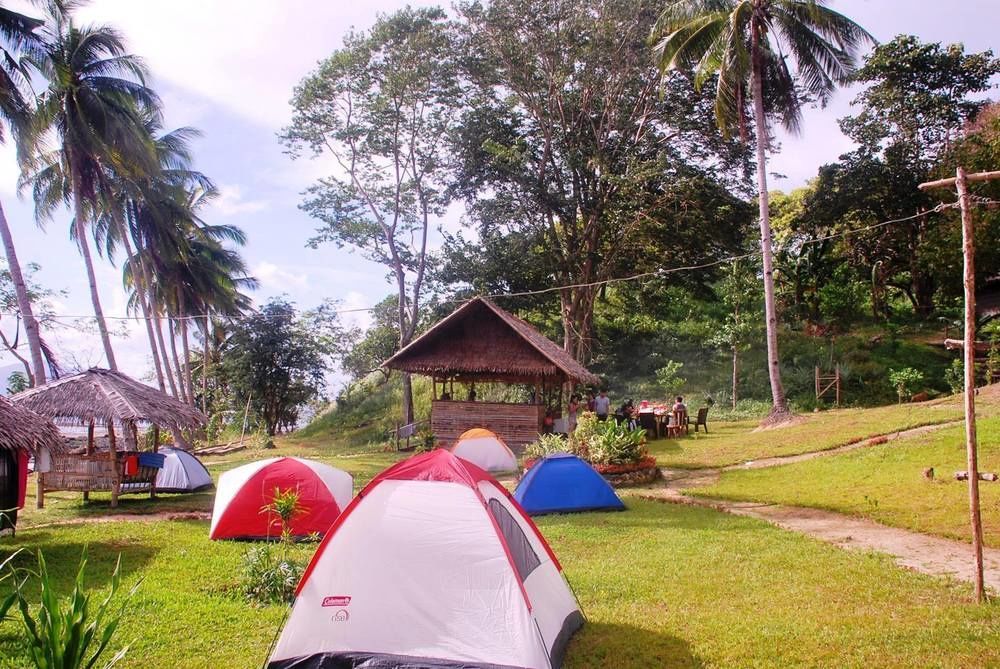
[0,4,47,384]
[835,36,1000,315]
[283,7,459,424]
[221,298,342,437]
[454,0,750,363]
[651,0,873,421]
[24,1,159,371]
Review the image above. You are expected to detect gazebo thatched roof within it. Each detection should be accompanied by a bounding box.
[384,298,601,385]
[11,368,206,431]
[0,395,66,454]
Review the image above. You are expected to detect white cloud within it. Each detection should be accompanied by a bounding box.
[213,184,269,217]
[31,0,445,131]
[252,260,309,293]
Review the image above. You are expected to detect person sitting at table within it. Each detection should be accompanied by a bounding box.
[468,387,477,402]
[672,396,687,413]
[619,399,637,429]
[440,392,451,401]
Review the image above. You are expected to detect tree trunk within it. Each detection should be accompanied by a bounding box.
[167,318,187,404]
[119,231,166,392]
[202,314,209,416]
[0,200,46,385]
[153,308,180,398]
[179,308,195,407]
[751,25,790,421]
[732,346,739,410]
[73,187,117,371]
[401,372,414,425]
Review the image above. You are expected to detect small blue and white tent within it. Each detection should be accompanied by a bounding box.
[514,453,625,515]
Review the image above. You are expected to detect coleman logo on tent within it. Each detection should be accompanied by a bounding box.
[322,596,351,607]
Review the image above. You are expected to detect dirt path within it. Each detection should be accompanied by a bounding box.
[649,464,1000,592]
[22,511,211,531]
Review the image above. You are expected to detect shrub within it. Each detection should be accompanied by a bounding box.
[569,411,601,452]
[888,367,924,403]
[243,488,307,605]
[13,549,139,669]
[240,545,302,606]
[260,487,305,544]
[944,359,964,395]
[586,420,647,465]
[523,433,573,461]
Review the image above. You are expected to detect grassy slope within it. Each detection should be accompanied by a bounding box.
[3,500,1000,668]
[648,400,964,469]
[696,417,1000,547]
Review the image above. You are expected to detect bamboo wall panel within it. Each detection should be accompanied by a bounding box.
[432,400,543,452]
[43,452,156,492]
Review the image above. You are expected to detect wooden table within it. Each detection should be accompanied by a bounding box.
[639,410,675,439]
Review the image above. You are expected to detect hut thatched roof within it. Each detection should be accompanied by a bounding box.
[11,368,206,431]
[0,395,66,454]
[384,298,601,385]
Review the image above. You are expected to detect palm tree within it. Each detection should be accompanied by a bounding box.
[651,0,873,422]
[24,2,159,371]
[99,119,211,397]
[129,183,255,405]
[0,4,47,384]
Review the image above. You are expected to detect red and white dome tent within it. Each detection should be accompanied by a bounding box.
[450,426,518,472]
[210,457,353,541]
[267,449,584,669]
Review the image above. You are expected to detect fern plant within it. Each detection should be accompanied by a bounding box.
[14,549,138,669]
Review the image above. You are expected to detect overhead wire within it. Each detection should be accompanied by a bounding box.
[0,197,977,324]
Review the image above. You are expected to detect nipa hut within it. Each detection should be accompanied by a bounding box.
[0,396,65,532]
[383,297,600,450]
[12,368,206,508]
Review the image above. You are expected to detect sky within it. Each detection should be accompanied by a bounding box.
[0,0,998,389]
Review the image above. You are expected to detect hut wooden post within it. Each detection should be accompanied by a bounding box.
[83,420,94,502]
[149,425,158,500]
[108,422,119,508]
[36,471,44,509]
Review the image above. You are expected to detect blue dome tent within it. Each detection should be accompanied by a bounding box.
[514,453,625,515]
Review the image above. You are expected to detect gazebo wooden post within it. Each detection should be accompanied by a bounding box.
[149,424,158,500]
[83,420,94,502]
[432,377,438,401]
[108,422,119,508]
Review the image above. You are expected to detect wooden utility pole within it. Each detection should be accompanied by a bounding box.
[919,167,1000,602]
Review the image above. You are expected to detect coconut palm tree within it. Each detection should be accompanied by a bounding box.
[24,2,159,371]
[0,4,47,384]
[127,183,255,405]
[651,0,873,422]
[96,118,211,397]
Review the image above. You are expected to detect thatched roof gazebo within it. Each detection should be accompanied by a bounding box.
[12,368,206,508]
[0,396,65,532]
[384,298,600,450]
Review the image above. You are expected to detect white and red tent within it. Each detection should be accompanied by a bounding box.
[450,427,518,472]
[267,449,583,669]
[210,457,353,541]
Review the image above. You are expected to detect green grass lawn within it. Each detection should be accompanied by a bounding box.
[695,416,1000,547]
[3,499,999,668]
[648,399,967,469]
